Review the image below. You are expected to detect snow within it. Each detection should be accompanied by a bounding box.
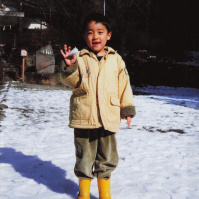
[175,60,199,66]
[174,51,199,67]
[0,81,199,199]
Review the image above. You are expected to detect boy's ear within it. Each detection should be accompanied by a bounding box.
[107,32,112,40]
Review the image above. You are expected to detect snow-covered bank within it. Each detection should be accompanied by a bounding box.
[174,51,199,66]
[133,86,199,109]
[0,82,199,199]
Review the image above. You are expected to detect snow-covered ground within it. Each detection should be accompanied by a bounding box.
[0,81,199,199]
[174,51,199,66]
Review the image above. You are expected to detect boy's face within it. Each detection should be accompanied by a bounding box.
[84,21,112,56]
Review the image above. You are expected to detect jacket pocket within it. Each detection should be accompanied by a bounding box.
[108,95,120,124]
[70,88,91,120]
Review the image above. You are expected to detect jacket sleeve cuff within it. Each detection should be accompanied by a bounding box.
[121,106,136,118]
[61,60,78,76]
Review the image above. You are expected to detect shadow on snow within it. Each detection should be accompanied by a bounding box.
[0,147,97,199]
[147,95,199,110]
[134,89,199,110]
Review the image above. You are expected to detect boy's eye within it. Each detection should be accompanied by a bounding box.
[87,32,93,35]
[99,31,103,34]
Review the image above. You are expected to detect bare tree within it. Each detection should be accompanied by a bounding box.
[106,0,151,53]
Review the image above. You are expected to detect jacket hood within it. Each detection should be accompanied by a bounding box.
[79,46,116,57]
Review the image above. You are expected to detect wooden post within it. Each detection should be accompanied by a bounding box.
[21,49,28,83]
[22,56,25,82]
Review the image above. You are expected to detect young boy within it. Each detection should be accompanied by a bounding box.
[60,13,135,199]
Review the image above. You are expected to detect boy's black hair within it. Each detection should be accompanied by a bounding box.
[82,13,112,34]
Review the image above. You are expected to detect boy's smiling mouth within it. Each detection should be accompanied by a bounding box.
[92,41,100,46]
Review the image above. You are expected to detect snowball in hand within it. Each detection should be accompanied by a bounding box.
[68,47,79,56]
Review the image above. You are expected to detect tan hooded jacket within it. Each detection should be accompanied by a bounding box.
[60,47,136,133]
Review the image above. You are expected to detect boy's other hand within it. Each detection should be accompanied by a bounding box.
[122,116,132,127]
[60,45,76,66]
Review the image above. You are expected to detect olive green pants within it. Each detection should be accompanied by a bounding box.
[74,127,119,179]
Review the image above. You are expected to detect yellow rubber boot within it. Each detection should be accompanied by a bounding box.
[97,178,111,199]
[78,178,91,199]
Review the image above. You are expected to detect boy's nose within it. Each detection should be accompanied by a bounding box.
[93,33,98,39]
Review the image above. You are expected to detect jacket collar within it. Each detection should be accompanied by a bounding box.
[79,46,116,57]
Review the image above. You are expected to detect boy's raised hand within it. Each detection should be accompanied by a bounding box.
[60,45,76,66]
